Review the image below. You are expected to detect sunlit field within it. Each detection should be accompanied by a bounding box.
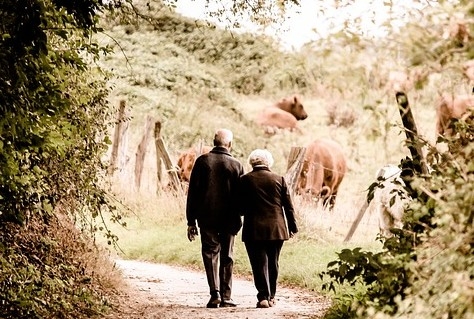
[95,6,473,301]
[100,181,383,297]
[98,92,419,297]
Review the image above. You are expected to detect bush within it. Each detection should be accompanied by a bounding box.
[0,213,121,319]
[320,121,474,318]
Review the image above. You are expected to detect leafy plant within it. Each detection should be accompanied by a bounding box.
[0,0,126,317]
[320,117,473,319]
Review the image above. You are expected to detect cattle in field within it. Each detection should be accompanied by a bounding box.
[296,138,347,210]
[445,16,472,46]
[369,164,410,237]
[462,60,474,83]
[176,145,212,183]
[256,95,308,135]
[435,93,474,138]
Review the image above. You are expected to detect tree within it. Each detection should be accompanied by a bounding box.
[0,1,124,317]
[0,1,301,317]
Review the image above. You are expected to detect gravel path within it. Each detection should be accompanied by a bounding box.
[105,259,331,319]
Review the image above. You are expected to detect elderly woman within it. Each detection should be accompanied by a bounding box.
[238,149,298,309]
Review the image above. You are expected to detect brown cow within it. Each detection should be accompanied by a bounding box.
[296,138,347,210]
[256,95,308,135]
[446,17,472,46]
[176,145,212,183]
[462,60,474,82]
[436,93,474,138]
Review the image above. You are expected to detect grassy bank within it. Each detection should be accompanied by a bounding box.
[100,186,383,297]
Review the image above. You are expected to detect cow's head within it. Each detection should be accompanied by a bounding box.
[277,95,308,121]
[177,152,197,183]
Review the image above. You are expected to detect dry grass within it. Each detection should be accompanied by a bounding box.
[96,7,473,299]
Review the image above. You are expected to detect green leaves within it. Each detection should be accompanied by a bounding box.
[0,0,120,318]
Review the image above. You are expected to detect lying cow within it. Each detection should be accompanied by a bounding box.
[176,145,212,183]
[369,164,410,237]
[256,95,308,135]
[296,138,347,210]
[435,92,474,138]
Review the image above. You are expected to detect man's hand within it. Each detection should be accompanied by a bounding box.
[187,226,198,242]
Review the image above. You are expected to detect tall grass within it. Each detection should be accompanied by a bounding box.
[101,164,383,297]
[95,2,471,300]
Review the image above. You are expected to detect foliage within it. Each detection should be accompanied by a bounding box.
[0,0,126,317]
[101,1,317,96]
[316,2,474,317]
[0,214,119,319]
[319,114,473,318]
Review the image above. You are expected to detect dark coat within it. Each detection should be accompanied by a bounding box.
[186,146,244,235]
[239,166,298,242]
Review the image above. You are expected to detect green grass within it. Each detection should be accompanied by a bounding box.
[94,3,473,312]
[99,188,383,297]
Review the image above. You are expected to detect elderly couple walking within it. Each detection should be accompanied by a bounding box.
[186,128,298,309]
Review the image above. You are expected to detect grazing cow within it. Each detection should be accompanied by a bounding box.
[446,16,472,46]
[176,145,212,183]
[462,60,474,83]
[256,95,308,134]
[370,164,410,237]
[296,138,347,210]
[435,93,474,138]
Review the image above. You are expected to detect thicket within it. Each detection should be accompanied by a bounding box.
[0,0,124,317]
[320,123,474,319]
[102,2,318,97]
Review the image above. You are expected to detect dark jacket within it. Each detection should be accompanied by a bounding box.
[186,146,244,235]
[239,166,298,242]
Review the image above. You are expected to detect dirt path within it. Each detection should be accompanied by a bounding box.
[105,259,331,319]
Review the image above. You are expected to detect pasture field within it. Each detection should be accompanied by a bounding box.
[96,2,473,305]
[101,184,384,297]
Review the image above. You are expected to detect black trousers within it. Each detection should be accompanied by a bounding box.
[199,228,235,300]
[244,240,284,302]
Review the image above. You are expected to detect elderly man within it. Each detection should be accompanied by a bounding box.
[186,128,244,308]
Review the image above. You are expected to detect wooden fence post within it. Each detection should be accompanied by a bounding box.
[118,111,130,170]
[285,147,306,196]
[343,200,370,242]
[344,92,429,242]
[108,100,127,175]
[154,120,182,195]
[134,116,154,190]
[395,92,429,175]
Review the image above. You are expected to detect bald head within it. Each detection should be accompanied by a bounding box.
[214,128,233,149]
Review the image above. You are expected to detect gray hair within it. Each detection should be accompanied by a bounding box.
[248,149,274,168]
[214,128,233,147]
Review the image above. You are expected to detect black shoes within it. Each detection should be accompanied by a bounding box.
[269,297,276,307]
[256,299,270,308]
[206,291,221,308]
[206,292,238,308]
[220,299,238,307]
